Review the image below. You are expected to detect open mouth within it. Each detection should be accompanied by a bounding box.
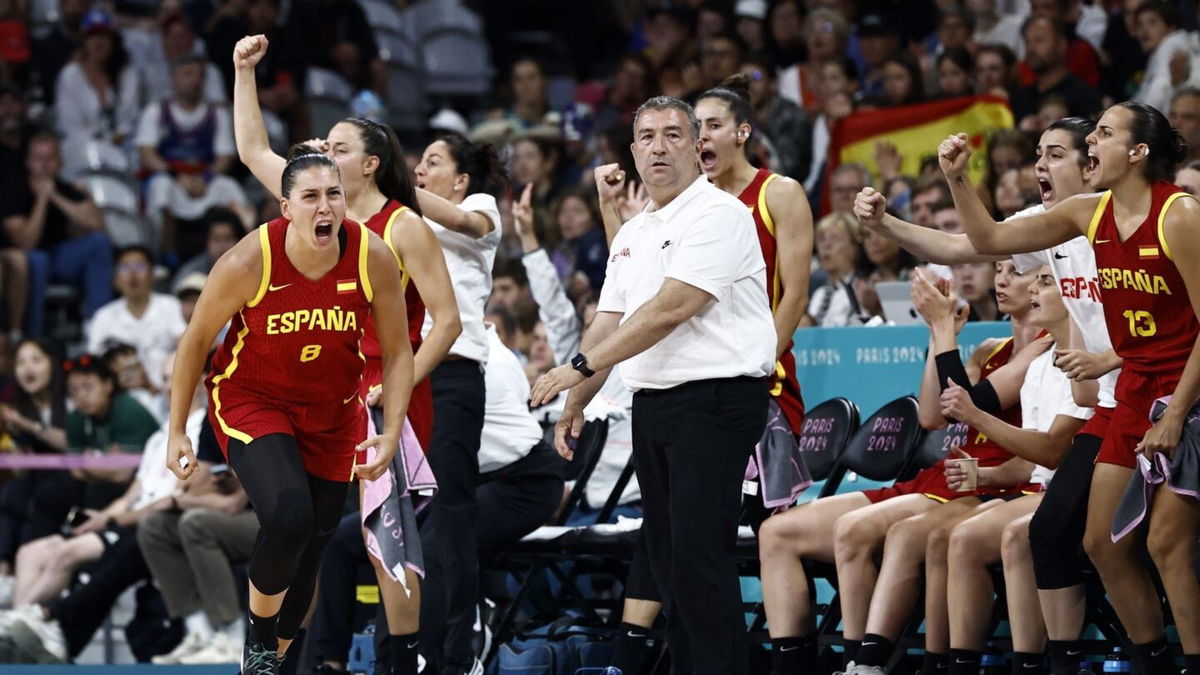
[1037,177,1054,203]
[1030,300,1041,310]
[416,180,426,189]
[315,221,334,243]
[995,291,1008,304]
[700,149,718,171]
[1087,153,1099,174]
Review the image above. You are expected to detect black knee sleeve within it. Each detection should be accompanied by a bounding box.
[1030,434,1101,590]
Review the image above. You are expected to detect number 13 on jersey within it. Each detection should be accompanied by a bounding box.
[1122,310,1157,337]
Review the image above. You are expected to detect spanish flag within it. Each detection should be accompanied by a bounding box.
[337,279,358,294]
[826,95,1014,211]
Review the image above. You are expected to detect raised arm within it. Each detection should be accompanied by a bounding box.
[938,133,1090,255]
[231,35,286,199]
[767,176,813,359]
[166,231,263,479]
[356,232,415,480]
[854,187,1001,264]
[414,188,494,238]
[1139,196,1200,457]
[389,209,460,383]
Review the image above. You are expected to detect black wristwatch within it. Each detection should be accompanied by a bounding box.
[570,352,595,378]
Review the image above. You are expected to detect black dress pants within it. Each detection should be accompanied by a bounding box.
[631,376,766,675]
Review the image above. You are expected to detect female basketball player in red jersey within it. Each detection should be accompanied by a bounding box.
[166,148,413,675]
[599,73,816,675]
[229,35,460,674]
[941,101,1200,674]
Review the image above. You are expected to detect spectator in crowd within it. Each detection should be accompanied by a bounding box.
[1131,1,1200,116]
[1101,0,1149,102]
[974,43,1018,96]
[172,207,243,284]
[953,261,1002,322]
[101,343,161,419]
[857,225,918,318]
[28,0,86,108]
[1176,159,1200,196]
[511,135,564,212]
[874,53,926,108]
[765,0,804,69]
[2,133,114,336]
[137,14,227,107]
[858,12,904,103]
[927,8,975,67]
[145,161,251,262]
[172,272,206,326]
[288,0,384,94]
[829,163,873,215]
[0,353,203,664]
[803,212,870,327]
[139,422,254,665]
[487,57,554,131]
[0,339,68,604]
[540,185,607,296]
[584,53,653,134]
[985,128,1036,209]
[936,48,975,98]
[1020,0,1102,89]
[912,175,952,230]
[993,166,1037,218]
[53,7,141,146]
[1011,17,1103,124]
[742,53,811,182]
[87,246,187,391]
[1169,88,1200,164]
[135,54,235,178]
[777,8,849,114]
[699,33,744,89]
[733,0,767,53]
[643,4,700,99]
[969,0,1024,57]
[489,259,532,312]
[805,57,859,194]
[933,199,966,234]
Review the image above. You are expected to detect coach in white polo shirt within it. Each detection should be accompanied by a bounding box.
[531,96,775,675]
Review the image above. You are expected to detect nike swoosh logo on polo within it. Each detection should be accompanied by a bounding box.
[406,642,419,649]
[269,283,292,292]
[343,394,357,404]
[1066,650,1082,656]
[627,631,646,638]
[1152,646,1168,656]
[779,646,799,652]
[955,659,971,664]
[1095,239,1111,244]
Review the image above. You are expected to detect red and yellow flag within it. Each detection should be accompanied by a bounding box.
[826,95,1014,210]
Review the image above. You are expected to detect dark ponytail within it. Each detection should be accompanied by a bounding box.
[1117,101,1189,182]
[281,143,340,198]
[1046,116,1096,169]
[436,132,507,197]
[343,117,422,217]
[698,73,755,127]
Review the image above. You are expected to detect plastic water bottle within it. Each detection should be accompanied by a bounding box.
[1103,647,1131,673]
[981,644,1006,674]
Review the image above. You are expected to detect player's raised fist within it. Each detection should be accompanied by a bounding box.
[938,133,972,179]
[233,34,269,70]
[854,187,887,227]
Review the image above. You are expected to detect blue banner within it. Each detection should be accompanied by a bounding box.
[790,322,1011,416]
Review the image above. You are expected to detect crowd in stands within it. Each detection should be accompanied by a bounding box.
[0,0,1197,671]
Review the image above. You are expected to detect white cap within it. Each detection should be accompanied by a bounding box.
[173,271,207,297]
[429,108,468,135]
[735,0,767,19]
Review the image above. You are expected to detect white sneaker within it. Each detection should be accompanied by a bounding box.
[845,663,886,675]
[7,607,65,663]
[0,574,13,609]
[152,628,210,664]
[179,631,241,664]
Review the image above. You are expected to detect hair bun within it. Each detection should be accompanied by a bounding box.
[718,73,752,102]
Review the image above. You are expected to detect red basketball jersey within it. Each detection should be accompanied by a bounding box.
[1088,182,1199,378]
[208,217,373,408]
[360,200,427,372]
[738,168,805,432]
[962,337,1022,463]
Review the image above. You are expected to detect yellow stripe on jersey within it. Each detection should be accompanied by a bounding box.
[357,221,374,303]
[1157,192,1192,261]
[382,206,412,289]
[757,173,780,237]
[210,311,254,444]
[1086,191,1112,244]
[983,337,1012,366]
[248,224,272,308]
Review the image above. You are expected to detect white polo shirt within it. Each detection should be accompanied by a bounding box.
[596,175,775,390]
[421,192,502,364]
[1007,201,1118,408]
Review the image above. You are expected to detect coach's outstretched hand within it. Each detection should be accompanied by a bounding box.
[854,187,887,228]
[531,363,585,407]
[167,432,198,481]
[233,34,269,70]
[355,433,400,482]
[937,133,972,180]
[554,406,585,461]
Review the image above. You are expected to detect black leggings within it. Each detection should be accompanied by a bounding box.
[1029,433,1101,590]
[230,433,349,639]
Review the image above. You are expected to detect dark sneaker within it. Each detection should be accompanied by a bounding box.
[241,641,280,675]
